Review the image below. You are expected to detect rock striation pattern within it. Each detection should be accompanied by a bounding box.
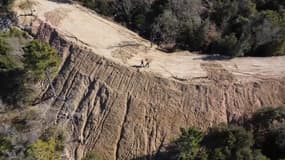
[27,20,285,160]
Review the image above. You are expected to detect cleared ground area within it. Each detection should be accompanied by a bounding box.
[13,0,285,82]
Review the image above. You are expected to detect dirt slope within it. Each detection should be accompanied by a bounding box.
[13,0,285,160]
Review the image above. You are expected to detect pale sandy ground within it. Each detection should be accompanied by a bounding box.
[13,0,285,82]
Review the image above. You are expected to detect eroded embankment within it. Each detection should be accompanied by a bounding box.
[28,20,285,160]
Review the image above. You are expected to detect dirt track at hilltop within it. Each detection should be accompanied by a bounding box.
[12,1,285,160]
[14,0,285,82]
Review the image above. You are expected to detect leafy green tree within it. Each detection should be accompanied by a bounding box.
[0,135,12,158]
[0,30,60,106]
[250,106,285,131]
[28,129,65,160]
[175,128,204,160]
[0,38,10,56]
[81,0,114,16]
[253,0,285,11]
[247,10,285,56]
[214,34,239,57]
[249,106,285,159]
[0,0,14,10]
[76,0,285,57]
[204,125,255,160]
[0,35,27,105]
[177,19,209,51]
[173,107,285,160]
[28,138,61,160]
[252,150,268,160]
[23,40,60,80]
[259,127,285,160]
[152,10,179,47]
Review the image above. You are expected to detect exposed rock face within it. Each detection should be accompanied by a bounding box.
[27,20,285,160]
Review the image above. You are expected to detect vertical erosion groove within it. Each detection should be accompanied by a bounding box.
[115,93,132,160]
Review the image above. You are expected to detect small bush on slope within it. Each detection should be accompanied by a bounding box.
[27,129,65,160]
[23,40,60,81]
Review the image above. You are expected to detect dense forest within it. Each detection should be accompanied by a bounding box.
[168,106,285,160]
[78,0,285,57]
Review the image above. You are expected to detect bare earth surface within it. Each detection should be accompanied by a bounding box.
[12,1,285,160]
[14,0,285,82]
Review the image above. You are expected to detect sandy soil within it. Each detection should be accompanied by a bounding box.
[13,0,285,82]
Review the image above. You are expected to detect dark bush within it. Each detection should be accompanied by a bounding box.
[0,134,13,157]
[174,106,285,160]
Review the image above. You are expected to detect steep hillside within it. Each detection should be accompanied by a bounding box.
[12,0,285,159]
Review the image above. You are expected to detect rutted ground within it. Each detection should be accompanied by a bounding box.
[12,0,285,160]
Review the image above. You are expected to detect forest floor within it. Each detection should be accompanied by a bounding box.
[13,0,285,83]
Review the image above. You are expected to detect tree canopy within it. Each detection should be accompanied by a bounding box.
[78,0,285,57]
[23,40,60,80]
[0,29,60,106]
[173,106,285,160]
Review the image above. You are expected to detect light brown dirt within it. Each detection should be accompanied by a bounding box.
[13,1,285,160]
[44,8,71,26]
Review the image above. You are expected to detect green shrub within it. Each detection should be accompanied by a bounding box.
[204,125,255,160]
[0,135,12,157]
[0,38,10,55]
[250,106,285,130]
[0,29,60,106]
[175,128,204,160]
[28,139,62,160]
[0,36,26,105]
[0,68,28,105]
[246,10,285,56]
[151,10,179,46]
[80,0,114,16]
[28,129,65,160]
[257,127,285,159]
[215,34,239,56]
[23,40,60,80]
[173,106,285,160]
[177,20,209,51]
[0,27,28,39]
[249,106,285,159]
[174,125,268,160]
[132,14,146,30]
[0,0,14,10]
